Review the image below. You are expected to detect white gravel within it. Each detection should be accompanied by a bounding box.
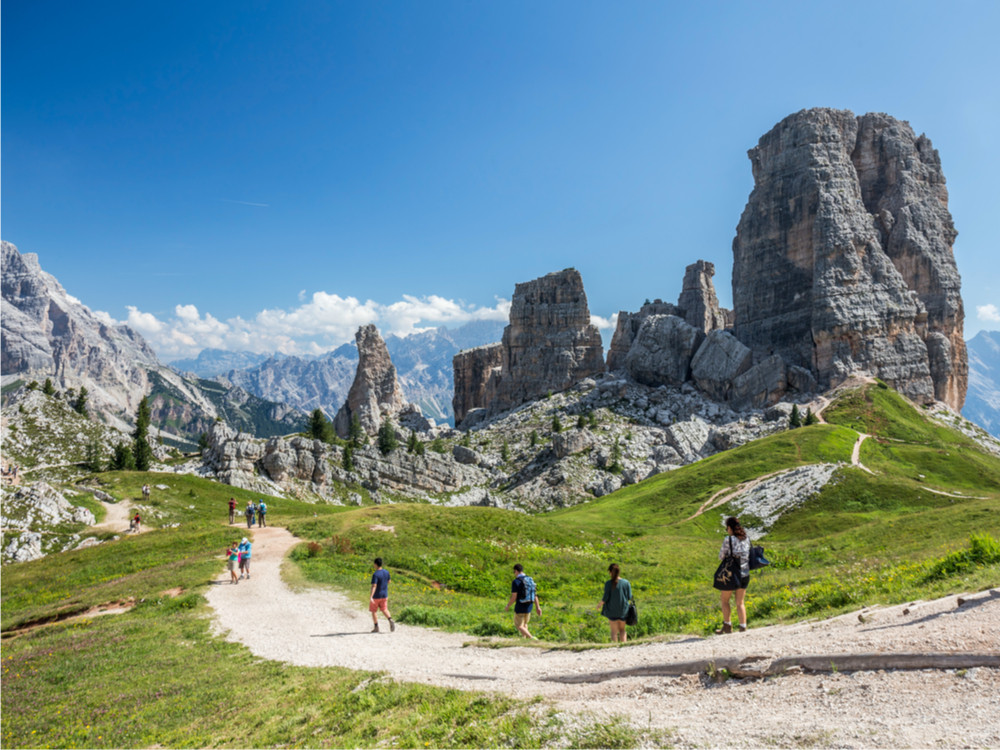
[206,527,1000,748]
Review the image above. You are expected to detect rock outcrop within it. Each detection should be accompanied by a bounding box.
[606,300,681,372]
[333,325,418,438]
[732,108,966,410]
[452,343,503,426]
[623,315,702,387]
[678,260,729,333]
[453,269,605,425]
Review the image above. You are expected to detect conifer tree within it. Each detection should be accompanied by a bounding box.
[111,442,135,471]
[501,440,510,462]
[309,408,333,442]
[133,396,153,471]
[349,414,366,447]
[73,386,89,416]
[609,439,623,474]
[576,414,586,429]
[789,404,801,428]
[407,430,419,454]
[43,378,55,396]
[342,442,354,472]
[377,419,398,455]
[804,407,816,426]
[198,432,209,454]
[552,415,562,433]
[85,440,104,473]
[588,410,598,429]
[529,429,539,447]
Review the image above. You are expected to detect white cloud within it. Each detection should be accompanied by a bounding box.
[977,304,1000,323]
[125,291,513,360]
[590,312,619,330]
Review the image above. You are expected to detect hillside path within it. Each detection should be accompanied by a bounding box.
[93,501,146,534]
[205,526,1000,748]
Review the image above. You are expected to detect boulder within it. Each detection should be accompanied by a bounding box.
[729,354,788,411]
[624,314,703,387]
[552,429,595,458]
[690,330,753,400]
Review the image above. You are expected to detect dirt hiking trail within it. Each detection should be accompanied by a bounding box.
[206,526,1000,748]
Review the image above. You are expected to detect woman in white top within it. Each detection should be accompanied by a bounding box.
[716,516,750,634]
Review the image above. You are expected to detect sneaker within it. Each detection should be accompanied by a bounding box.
[714,623,732,635]
[371,624,379,633]
[389,619,395,632]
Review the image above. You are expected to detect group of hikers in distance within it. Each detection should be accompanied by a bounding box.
[221,507,761,640]
[228,497,267,528]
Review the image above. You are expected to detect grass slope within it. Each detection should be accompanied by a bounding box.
[2,384,999,748]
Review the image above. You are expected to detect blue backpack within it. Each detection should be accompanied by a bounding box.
[518,575,536,603]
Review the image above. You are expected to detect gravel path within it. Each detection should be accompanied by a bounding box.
[205,527,1000,748]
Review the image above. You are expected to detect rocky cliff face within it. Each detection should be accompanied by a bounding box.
[452,343,503,426]
[480,269,605,418]
[333,325,418,437]
[732,108,966,410]
[964,330,1000,437]
[1,241,158,419]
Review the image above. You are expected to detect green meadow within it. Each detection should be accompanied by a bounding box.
[2,384,999,747]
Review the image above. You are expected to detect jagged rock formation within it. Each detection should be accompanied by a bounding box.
[732,108,966,410]
[333,325,424,437]
[677,260,730,333]
[453,269,604,426]
[607,261,732,379]
[964,330,1000,437]
[1,482,97,564]
[452,343,503,426]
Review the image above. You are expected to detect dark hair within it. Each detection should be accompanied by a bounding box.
[513,563,523,573]
[725,516,747,540]
[374,557,383,567]
[608,563,620,587]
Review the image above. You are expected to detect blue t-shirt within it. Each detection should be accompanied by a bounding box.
[511,574,533,614]
[371,568,390,599]
[258,502,266,514]
[239,541,251,558]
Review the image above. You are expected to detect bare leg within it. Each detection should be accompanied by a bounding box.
[720,591,732,623]
[735,588,747,627]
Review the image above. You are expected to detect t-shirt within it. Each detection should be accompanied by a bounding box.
[239,541,251,558]
[371,568,390,599]
[511,574,533,614]
[601,578,632,620]
[229,500,236,509]
[720,535,750,578]
[258,502,266,514]
[228,548,238,561]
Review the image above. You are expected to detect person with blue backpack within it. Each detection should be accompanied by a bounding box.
[504,563,541,639]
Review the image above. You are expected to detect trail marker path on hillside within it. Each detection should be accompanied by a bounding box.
[205,526,1000,748]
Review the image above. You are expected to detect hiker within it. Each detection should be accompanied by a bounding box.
[369,557,395,633]
[599,563,632,643]
[715,516,750,634]
[228,497,236,524]
[505,563,541,639]
[238,537,252,579]
[226,542,239,584]
[142,484,150,501]
[257,500,267,527]
[130,512,142,534]
[245,501,255,528]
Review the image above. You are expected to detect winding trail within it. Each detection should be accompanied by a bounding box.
[851,432,875,474]
[205,526,1000,747]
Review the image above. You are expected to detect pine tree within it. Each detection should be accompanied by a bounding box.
[588,410,598,429]
[609,439,623,474]
[407,430,418,454]
[413,438,425,456]
[529,429,539,447]
[133,396,153,471]
[43,378,55,396]
[552,415,562,433]
[349,414,366,447]
[377,420,398,455]
[26,381,39,391]
[73,386,89,416]
[576,414,586,430]
[789,404,801,428]
[501,440,510,462]
[460,431,471,448]
[804,407,816,426]
[84,440,104,473]
[111,442,135,471]
[198,432,209,454]
[309,408,333,442]
[342,443,354,472]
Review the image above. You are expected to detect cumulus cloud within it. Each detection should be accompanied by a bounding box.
[590,313,618,330]
[122,292,513,360]
[977,304,1000,323]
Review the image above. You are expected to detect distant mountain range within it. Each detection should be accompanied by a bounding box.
[174,320,506,426]
[1,241,304,446]
[963,330,1000,437]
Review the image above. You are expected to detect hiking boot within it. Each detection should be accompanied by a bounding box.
[738,624,747,633]
[389,619,395,632]
[371,624,380,633]
[714,623,732,635]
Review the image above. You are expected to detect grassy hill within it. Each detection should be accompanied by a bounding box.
[2,383,999,748]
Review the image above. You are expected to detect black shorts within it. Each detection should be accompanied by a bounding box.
[737,575,750,589]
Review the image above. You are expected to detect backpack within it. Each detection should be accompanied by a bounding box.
[518,575,536,604]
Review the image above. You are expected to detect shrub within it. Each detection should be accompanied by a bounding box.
[923,534,1000,582]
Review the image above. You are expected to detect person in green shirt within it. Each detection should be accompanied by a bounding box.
[598,563,632,643]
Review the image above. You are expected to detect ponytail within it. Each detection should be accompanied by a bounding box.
[725,516,747,540]
[608,563,620,587]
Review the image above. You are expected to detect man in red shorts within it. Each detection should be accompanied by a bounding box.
[369,557,395,633]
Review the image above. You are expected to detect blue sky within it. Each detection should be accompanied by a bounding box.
[3,1,999,360]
